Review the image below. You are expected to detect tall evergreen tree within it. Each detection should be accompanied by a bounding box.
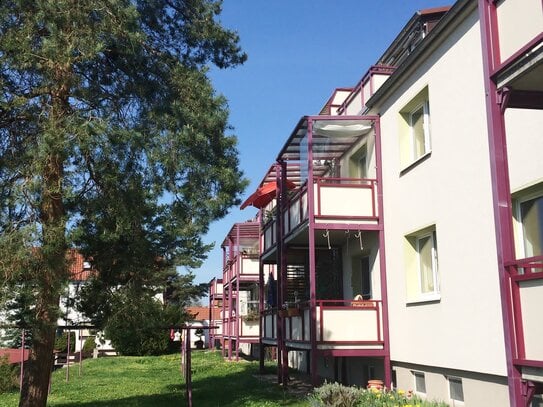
[0,1,247,406]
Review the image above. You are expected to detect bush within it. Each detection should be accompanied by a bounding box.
[307,382,449,407]
[104,294,169,356]
[0,356,18,393]
[308,382,362,407]
[54,332,76,353]
[82,336,96,356]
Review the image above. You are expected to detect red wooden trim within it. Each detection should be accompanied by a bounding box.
[320,348,388,357]
[513,359,543,368]
[317,340,385,346]
[491,32,543,78]
[511,273,543,282]
[511,280,525,359]
[314,215,379,221]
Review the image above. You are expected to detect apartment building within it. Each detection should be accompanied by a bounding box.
[220,221,262,360]
[208,277,223,349]
[219,1,542,405]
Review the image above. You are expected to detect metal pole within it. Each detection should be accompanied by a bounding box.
[78,329,82,377]
[66,329,70,382]
[19,329,25,393]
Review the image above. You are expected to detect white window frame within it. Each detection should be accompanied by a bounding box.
[448,376,464,403]
[409,100,431,161]
[413,371,426,394]
[514,190,543,259]
[416,230,439,298]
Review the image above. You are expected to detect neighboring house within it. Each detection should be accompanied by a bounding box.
[185,306,211,348]
[215,1,543,406]
[58,250,116,356]
[208,278,223,349]
[220,221,262,360]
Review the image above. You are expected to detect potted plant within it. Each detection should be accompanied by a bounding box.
[244,308,260,323]
[284,301,300,317]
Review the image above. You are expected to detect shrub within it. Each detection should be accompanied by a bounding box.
[307,383,449,407]
[0,356,18,393]
[104,294,169,356]
[308,382,362,407]
[54,332,76,353]
[82,336,96,356]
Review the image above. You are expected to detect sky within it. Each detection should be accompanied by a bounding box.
[191,0,452,290]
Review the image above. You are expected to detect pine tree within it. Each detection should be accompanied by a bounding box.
[0,1,247,405]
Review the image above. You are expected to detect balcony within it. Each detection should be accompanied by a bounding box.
[495,0,543,64]
[507,255,543,377]
[262,177,378,252]
[488,0,543,108]
[262,300,384,352]
[224,316,259,341]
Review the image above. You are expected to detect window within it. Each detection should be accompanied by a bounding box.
[349,145,368,179]
[413,371,426,393]
[351,256,372,300]
[517,192,543,258]
[417,232,438,295]
[448,377,464,402]
[405,226,440,302]
[410,101,430,160]
[399,87,431,169]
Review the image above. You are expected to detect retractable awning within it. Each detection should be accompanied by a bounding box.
[240,179,297,210]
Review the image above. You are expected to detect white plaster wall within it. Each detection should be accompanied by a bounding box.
[505,108,543,192]
[241,257,259,274]
[288,350,307,372]
[519,280,543,360]
[393,366,509,407]
[496,0,543,62]
[345,90,362,115]
[375,9,507,376]
[341,232,381,301]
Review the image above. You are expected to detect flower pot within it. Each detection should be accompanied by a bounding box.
[367,379,384,390]
[287,307,300,317]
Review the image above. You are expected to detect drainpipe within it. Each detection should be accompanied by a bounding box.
[279,160,289,384]
[478,1,522,405]
[259,223,265,372]
[373,117,392,387]
[307,119,319,386]
[275,163,286,384]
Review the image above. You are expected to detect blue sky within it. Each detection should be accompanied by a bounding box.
[191,0,451,288]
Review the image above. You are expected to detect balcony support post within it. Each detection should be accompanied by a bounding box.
[478,0,524,405]
[374,117,392,387]
[259,234,265,373]
[306,119,319,386]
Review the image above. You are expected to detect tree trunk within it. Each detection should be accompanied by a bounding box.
[19,313,57,407]
[20,66,68,405]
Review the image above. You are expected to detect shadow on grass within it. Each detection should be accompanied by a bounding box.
[53,363,305,407]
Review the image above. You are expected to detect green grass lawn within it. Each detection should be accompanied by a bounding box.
[0,351,309,406]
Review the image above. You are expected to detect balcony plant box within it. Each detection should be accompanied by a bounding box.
[287,307,300,317]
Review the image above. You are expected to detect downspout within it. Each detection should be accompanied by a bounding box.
[221,247,227,358]
[236,227,241,362]
[477,1,522,405]
[373,117,392,387]
[307,119,319,386]
[279,160,289,384]
[275,163,286,384]
[259,213,265,372]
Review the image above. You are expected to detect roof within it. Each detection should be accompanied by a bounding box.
[0,348,30,364]
[367,0,472,109]
[67,249,95,282]
[187,306,211,321]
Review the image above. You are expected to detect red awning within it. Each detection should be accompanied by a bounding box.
[240,180,296,210]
